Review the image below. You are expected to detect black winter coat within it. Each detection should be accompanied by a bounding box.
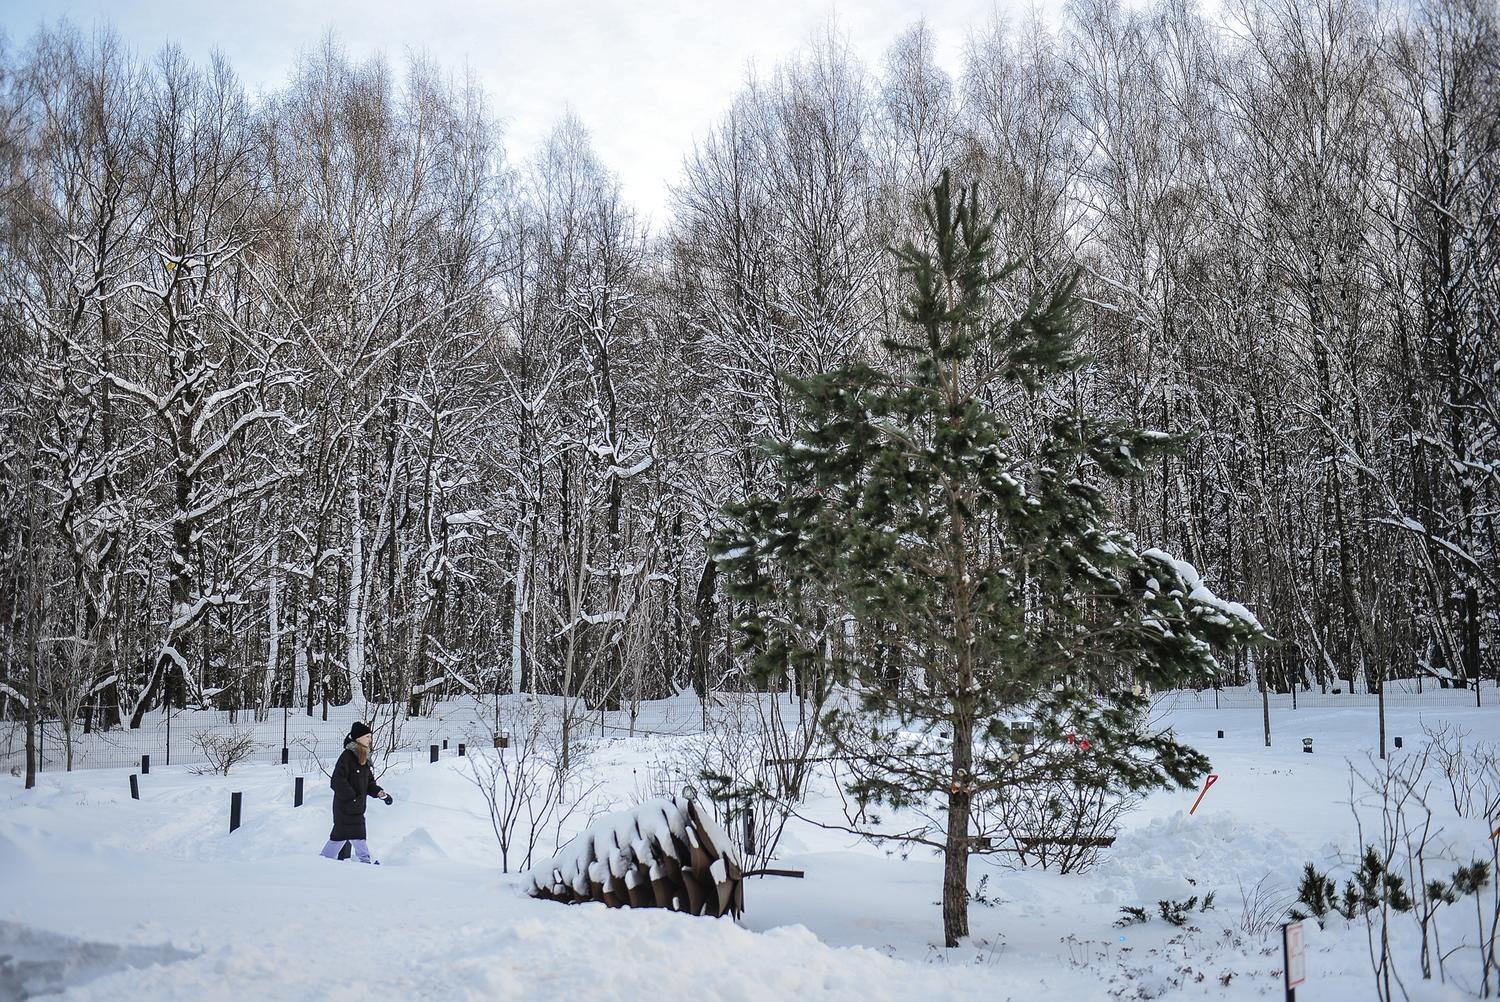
[329,745,384,841]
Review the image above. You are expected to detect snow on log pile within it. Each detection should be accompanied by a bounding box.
[527,796,744,918]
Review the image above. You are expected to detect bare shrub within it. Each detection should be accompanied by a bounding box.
[980,774,1136,874]
[1426,721,1500,820]
[650,692,824,873]
[1341,739,1500,1000]
[190,729,257,775]
[463,700,605,872]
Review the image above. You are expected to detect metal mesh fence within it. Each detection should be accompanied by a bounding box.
[1169,678,1500,710]
[5,681,1494,777]
[0,694,719,776]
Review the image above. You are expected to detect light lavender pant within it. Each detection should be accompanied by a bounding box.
[320,838,373,863]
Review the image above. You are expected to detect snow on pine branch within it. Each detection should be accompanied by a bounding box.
[1140,548,1262,633]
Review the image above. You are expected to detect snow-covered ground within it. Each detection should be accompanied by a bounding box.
[4,692,1499,1000]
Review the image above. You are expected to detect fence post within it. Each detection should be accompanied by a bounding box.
[129,774,139,800]
[230,791,242,833]
[1261,680,1271,748]
[294,776,304,808]
[430,744,439,763]
[141,754,150,775]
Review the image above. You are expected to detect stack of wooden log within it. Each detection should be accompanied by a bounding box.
[527,795,744,919]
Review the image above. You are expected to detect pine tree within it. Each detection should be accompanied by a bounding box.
[714,171,1263,947]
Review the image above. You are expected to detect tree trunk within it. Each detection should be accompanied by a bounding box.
[689,557,716,701]
[346,479,366,706]
[942,723,972,947]
[511,524,529,695]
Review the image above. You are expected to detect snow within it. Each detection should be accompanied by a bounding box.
[527,796,705,898]
[606,455,654,480]
[4,692,1500,999]
[1142,547,1262,630]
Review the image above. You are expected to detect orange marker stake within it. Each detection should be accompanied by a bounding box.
[1189,774,1219,815]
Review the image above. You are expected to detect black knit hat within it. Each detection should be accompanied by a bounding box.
[348,721,372,741]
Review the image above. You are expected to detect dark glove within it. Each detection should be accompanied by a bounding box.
[383,793,393,805]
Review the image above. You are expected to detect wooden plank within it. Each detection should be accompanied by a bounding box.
[682,869,705,915]
[626,873,652,908]
[650,875,673,909]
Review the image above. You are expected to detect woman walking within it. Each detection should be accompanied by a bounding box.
[319,721,392,864]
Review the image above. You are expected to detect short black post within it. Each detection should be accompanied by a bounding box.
[141,754,150,775]
[129,774,139,800]
[458,743,466,757]
[443,738,448,750]
[430,744,439,763]
[294,776,304,808]
[1302,738,1313,754]
[281,746,289,765]
[1394,736,1403,749]
[229,791,242,833]
[1217,730,1224,739]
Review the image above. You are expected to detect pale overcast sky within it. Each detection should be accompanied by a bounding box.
[0,0,1014,228]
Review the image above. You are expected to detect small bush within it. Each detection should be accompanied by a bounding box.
[190,729,257,775]
[1291,863,1340,927]
[1290,849,1414,926]
[1159,892,1214,926]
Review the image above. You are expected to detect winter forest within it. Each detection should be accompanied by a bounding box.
[2,0,1498,761]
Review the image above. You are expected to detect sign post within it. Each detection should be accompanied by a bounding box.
[1282,920,1306,1001]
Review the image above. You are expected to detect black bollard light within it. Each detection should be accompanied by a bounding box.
[430,744,439,763]
[294,776,304,808]
[281,747,289,765]
[458,743,466,757]
[129,774,139,800]
[230,791,242,833]
[1302,738,1314,754]
[141,754,150,775]
[443,738,448,750]
[1217,730,1224,739]
[1394,736,1403,749]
